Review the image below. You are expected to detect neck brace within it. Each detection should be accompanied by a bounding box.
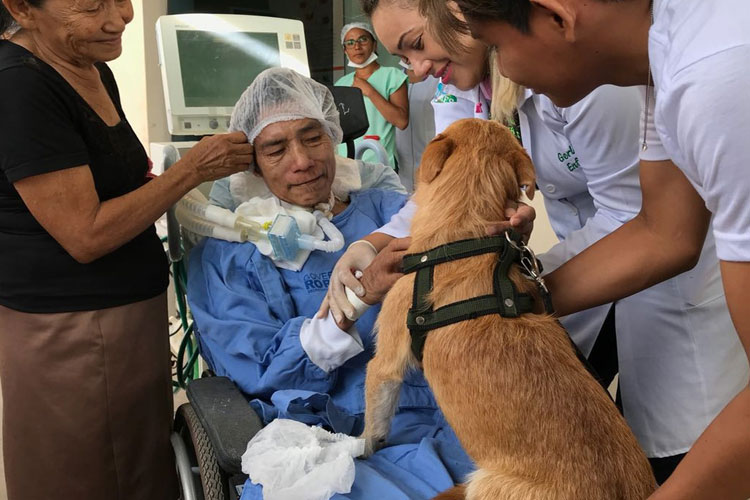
[347,52,378,69]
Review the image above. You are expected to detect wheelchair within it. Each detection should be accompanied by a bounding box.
[168,85,386,500]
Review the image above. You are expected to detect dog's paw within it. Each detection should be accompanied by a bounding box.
[360,435,387,458]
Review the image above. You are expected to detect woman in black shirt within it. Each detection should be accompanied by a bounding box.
[0,1,253,499]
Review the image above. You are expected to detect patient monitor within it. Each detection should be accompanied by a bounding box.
[156,13,310,137]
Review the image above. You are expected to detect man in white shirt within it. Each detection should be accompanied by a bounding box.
[454,0,750,498]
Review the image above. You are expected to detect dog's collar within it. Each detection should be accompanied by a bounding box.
[402,230,553,362]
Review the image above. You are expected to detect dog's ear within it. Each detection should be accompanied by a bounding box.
[418,133,455,184]
[505,149,536,200]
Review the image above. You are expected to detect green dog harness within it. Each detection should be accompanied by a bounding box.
[402,231,552,362]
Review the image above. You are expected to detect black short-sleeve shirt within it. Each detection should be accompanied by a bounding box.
[0,40,168,313]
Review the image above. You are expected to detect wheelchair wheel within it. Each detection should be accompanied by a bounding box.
[174,403,230,500]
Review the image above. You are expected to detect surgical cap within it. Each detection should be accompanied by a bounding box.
[340,22,375,45]
[229,67,343,148]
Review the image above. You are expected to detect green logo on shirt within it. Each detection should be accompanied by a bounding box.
[433,82,458,103]
[557,144,579,172]
[435,94,458,103]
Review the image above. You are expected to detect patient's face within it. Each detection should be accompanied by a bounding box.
[254,118,336,207]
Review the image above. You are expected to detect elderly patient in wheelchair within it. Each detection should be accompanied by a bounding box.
[186,67,473,499]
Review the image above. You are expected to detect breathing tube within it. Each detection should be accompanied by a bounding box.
[266,209,344,260]
[176,189,265,243]
[175,189,344,261]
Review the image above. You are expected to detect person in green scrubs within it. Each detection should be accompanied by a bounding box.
[335,22,408,168]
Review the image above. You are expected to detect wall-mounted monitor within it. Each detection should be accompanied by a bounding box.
[156,13,310,136]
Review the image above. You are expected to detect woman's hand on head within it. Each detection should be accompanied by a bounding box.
[486,201,536,243]
[181,131,254,184]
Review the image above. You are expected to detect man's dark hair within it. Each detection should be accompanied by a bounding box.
[1,1,45,36]
[453,0,533,33]
[454,0,632,33]
[360,0,381,17]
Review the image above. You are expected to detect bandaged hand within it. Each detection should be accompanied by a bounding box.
[486,200,536,243]
[318,239,379,323]
[326,237,412,331]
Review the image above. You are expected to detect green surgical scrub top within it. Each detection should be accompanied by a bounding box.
[336,66,408,169]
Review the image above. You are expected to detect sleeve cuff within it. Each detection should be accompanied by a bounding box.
[4,151,90,183]
[299,313,365,373]
[714,229,750,262]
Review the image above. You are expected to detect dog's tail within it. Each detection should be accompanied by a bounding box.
[432,484,466,500]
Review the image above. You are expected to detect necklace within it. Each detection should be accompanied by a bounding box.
[642,0,655,151]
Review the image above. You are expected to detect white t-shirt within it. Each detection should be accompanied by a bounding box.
[520,85,748,458]
[645,0,750,261]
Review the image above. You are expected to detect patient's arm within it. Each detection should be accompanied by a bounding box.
[187,238,364,399]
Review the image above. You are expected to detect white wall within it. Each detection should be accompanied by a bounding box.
[109,0,169,148]
[526,196,558,253]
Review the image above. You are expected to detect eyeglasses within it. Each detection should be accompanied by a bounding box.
[343,35,372,48]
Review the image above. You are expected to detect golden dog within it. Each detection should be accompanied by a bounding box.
[361,119,656,499]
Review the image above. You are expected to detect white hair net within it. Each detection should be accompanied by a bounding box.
[229,67,343,148]
[340,22,375,45]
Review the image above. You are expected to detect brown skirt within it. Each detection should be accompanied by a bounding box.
[0,293,178,500]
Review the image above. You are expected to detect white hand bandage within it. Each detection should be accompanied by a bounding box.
[344,271,372,321]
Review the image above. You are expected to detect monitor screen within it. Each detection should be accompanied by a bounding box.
[176,30,280,107]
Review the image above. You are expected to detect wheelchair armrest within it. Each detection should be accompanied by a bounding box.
[186,376,264,475]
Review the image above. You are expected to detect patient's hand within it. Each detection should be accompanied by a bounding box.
[329,238,410,331]
[358,237,411,305]
[318,239,379,323]
[487,201,536,243]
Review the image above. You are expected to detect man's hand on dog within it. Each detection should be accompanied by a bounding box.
[328,237,411,331]
[487,201,536,243]
[359,237,411,305]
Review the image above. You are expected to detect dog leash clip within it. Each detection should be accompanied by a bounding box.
[519,245,550,296]
[504,231,523,251]
[519,246,555,314]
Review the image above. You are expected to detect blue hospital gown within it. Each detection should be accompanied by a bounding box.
[187,189,474,499]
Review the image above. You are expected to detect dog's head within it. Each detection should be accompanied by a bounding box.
[414,119,535,230]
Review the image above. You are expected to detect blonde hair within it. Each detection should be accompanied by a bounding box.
[489,49,524,125]
[418,0,473,56]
